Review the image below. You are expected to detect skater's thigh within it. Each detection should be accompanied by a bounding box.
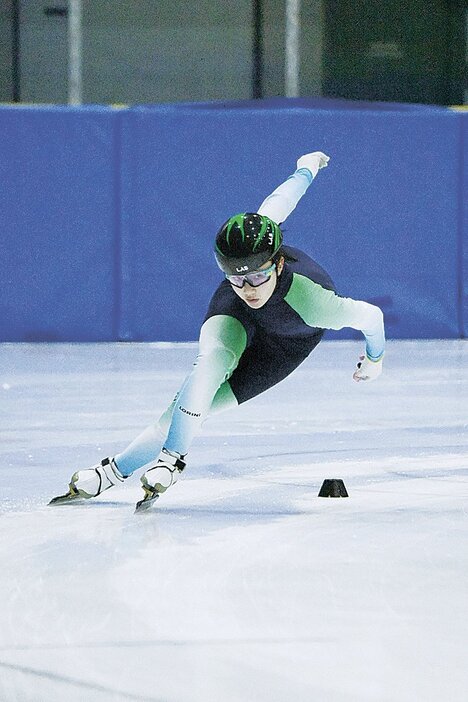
[227,333,323,404]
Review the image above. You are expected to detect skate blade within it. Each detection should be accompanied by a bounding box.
[49,484,83,505]
[135,491,159,514]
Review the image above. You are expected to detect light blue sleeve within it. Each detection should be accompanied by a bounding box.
[257,168,313,224]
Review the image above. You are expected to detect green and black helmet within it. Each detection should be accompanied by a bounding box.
[214,213,283,276]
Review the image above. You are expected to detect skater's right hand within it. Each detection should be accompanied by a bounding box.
[353,355,383,383]
[296,152,330,179]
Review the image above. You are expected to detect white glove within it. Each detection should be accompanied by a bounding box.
[296,152,330,179]
[353,355,383,383]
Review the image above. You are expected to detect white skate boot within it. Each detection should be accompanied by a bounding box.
[136,449,186,512]
[49,457,125,505]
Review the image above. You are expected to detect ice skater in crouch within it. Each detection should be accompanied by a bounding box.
[50,151,385,511]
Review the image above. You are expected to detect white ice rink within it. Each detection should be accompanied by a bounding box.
[0,340,467,702]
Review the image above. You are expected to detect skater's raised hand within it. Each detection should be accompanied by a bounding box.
[353,354,383,383]
[296,152,330,179]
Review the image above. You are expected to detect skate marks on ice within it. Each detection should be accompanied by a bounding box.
[0,659,163,702]
[0,496,355,702]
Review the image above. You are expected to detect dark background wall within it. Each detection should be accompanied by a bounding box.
[0,1,466,106]
[323,0,467,105]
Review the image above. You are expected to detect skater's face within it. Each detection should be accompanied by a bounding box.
[230,257,284,309]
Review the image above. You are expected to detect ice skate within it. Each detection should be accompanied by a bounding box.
[135,449,186,513]
[49,457,125,505]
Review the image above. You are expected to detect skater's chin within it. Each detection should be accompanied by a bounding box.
[244,297,262,307]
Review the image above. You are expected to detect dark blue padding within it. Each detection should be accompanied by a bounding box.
[0,99,463,342]
[460,111,468,339]
[0,105,118,341]
[120,99,460,341]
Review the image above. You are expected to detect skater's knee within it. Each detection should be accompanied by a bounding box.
[196,345,238,380]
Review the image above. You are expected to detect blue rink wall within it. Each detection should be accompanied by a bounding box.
[0,98,466,342]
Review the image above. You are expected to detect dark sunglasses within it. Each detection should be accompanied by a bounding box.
[226,262,276,289]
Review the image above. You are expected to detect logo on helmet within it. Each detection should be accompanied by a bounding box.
[236,265,248,272]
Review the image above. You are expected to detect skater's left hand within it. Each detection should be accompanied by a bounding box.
[296,152,330,179]
[353,355,383,382]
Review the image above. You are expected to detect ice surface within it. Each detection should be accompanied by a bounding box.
[0,340,467,702]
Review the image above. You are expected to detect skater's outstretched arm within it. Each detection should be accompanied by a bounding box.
[257,152,329,224]
[284,277,385,381]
